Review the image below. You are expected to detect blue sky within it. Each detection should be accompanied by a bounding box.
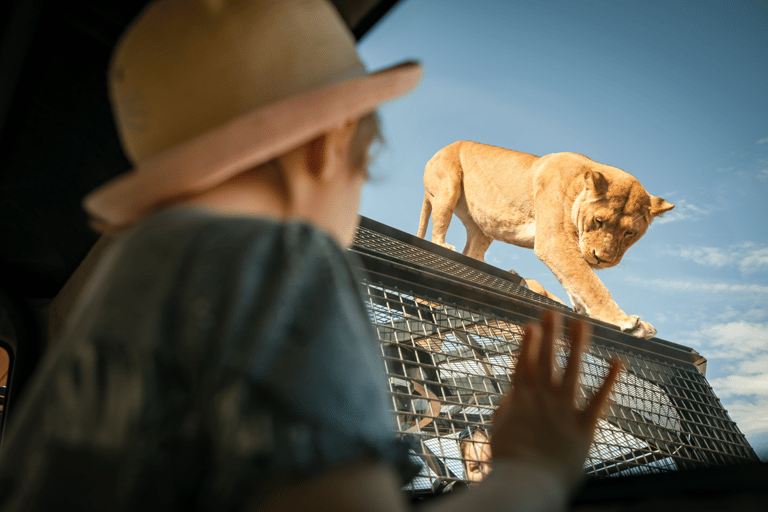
[356,0,768,459]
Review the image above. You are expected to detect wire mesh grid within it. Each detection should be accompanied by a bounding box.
[361,282,756,491]
[350,220,757,492]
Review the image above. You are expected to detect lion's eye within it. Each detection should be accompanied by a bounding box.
[625,231,634,238]
[595,218,604,228]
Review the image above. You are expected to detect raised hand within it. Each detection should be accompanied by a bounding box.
[490,310,623,492]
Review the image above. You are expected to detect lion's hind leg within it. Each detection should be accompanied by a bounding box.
[454,198,493,262]
[424,199,457,251]
[423,162,463,252]
[462,230,492,262]
[428,190,462,251]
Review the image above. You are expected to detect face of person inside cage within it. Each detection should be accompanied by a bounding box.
[459,426,492,483]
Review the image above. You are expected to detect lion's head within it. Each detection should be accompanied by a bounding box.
[573,168,673,269]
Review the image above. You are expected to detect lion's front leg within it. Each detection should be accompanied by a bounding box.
[533,209,656,339]
[618,316,657,338]
[566,292,587,316]
[543,248,656,338]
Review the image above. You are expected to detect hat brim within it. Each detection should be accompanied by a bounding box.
[84,60,422,230]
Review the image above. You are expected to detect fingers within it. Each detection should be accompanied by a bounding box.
[492,388,512,428]
[516,310,563,387]
[582,359,624,431]
[561,317,590,401]
[514,322,542,388]
[537,310,561,384]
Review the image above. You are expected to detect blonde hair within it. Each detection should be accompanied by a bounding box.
[255,110,381,179]
[349,111,383,177]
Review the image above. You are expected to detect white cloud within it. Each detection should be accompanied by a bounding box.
[720,397,768,440]
[739,246,768,274]
[654,198,710,225]
[735,352,768,375]
[676,246,732,267]
[713,305,742,322]
[624,276,768,296]
[702,321,768,359]
[757,137,768,145]
[677,318,768,441]
[711,373,768,398]
[716,307,768,323]
[664,241,768,275]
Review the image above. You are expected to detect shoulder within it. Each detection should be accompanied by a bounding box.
[114,207,346,277]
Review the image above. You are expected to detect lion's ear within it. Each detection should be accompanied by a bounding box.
[650,196,674,217]
[584,169,608,195]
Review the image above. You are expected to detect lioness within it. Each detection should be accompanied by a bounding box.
[417,141,674,338]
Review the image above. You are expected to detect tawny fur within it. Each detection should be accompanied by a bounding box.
[418,141,674,339]
[523,278,566,306]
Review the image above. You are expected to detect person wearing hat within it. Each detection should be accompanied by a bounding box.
[0,1,621,511]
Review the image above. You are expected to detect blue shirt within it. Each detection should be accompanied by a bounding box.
[0,207,415,511]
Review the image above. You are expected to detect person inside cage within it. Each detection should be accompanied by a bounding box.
[459,425,493,484]
[0,1,622,511]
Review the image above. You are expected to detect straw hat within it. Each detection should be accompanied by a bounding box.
[84,0,421,230]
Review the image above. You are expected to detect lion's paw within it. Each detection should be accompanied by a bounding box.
[620,315,657,339]
[437,242,456,252]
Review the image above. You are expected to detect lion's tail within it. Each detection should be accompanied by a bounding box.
[417,192,431,239]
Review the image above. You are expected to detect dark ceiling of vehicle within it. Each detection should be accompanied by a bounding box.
[0,0,399,299]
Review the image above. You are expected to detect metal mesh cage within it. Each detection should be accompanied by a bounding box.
[351,217,758,493]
